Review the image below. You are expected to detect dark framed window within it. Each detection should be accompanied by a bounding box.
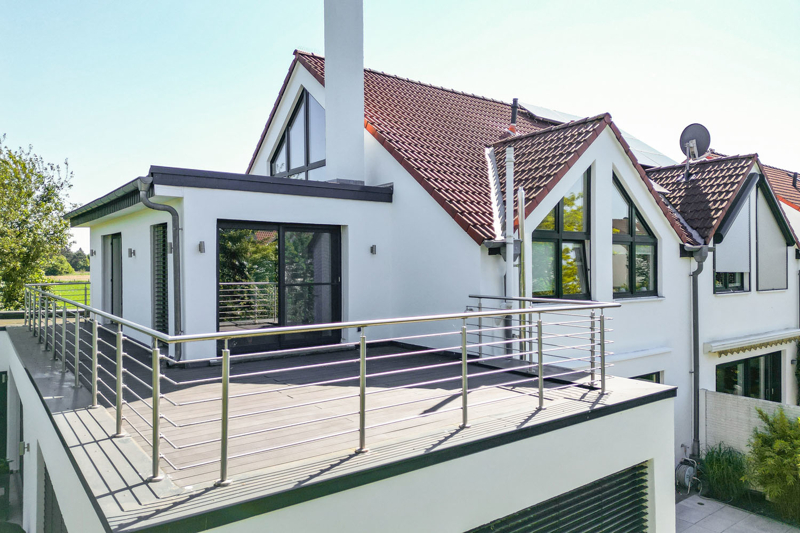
[611,177,657,298]
[716,352,781,402]
[270,89,326,180]
[632,372,662,384]
[714,271,749,293]
[531,169,590,299]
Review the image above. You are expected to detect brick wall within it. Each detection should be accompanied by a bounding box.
[701,389,800,453]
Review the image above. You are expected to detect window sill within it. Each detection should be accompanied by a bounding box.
[714,290,750,296]
[614,296,664,304]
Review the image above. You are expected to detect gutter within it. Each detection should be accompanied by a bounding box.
[137,176,183,360]
[684,243,709,457]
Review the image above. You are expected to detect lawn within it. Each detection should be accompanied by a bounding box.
[42,275,91,306]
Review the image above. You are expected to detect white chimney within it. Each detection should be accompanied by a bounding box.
[324,0,365,182]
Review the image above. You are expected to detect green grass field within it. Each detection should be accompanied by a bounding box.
[42,277,91,306]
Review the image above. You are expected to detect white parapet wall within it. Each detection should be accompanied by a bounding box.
[701,388,800,453]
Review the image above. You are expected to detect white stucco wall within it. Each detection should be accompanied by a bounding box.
[210,394,676,533]
[0,331,106,533]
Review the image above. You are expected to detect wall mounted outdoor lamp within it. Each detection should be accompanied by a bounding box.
[128,248,136,258]
[199,241,206,253]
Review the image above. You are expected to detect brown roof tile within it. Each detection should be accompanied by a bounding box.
[646,155,757,244]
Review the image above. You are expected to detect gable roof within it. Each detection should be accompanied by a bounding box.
[764,163,800,211]
[490,114,692,243]
[247,50,553,243]
[647,155,757,244]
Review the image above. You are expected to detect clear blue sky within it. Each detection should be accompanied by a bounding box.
[2,0,798,251]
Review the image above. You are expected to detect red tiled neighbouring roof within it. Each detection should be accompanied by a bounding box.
[492,114,693,244]
[248,50,553,243]
[647,155,757,244]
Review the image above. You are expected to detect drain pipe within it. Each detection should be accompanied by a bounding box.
[137,176,183,360]
[685,243,709,457]
[505,145,515,301]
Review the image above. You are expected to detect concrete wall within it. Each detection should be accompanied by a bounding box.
[209,396,676,533]
[701,388,800,453]
[0,331,106,533]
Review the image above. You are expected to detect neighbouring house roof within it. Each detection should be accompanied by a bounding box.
[520,102,677,168]
[490,114,692,243]
[647,154,796,246]
[704,149,800,213]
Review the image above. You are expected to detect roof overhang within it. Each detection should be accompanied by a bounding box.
[703,328,800,357]
[65,166,393,227]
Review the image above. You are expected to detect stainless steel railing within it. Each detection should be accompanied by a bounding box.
[23,283,619,488]
[218,282,278,329]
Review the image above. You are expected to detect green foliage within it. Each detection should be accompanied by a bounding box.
[61,248,89,272]
[746,408,800,522]
[44,254,75,276]
[0,458,9,475]
[700,444,749,502]
[0,136,72,309]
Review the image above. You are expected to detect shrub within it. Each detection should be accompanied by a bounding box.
[746,408,800,523]
[700,444,748,502]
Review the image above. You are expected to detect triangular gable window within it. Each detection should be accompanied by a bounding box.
[270,89,326,180]
[611,176,657,297]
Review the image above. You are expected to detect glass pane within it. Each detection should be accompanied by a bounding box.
[307,166,326,181]
[715,272,725,289]
[727,272,742,289]
[284,231,333,284]
[531,241,556,296]
[634,214,650,236]
[635,244,655,292]
[218,227,279,331]
[562,176,586,232]
[288,171,306,180]
[611,183,629,235]
[288,100,306,170]
[561,242,587,295]
[271,140,287,176]
[308,93,326,164]
[716,362,743,396]
[535,208,556,231]
[286,284,333,326]
[612,244,629,293]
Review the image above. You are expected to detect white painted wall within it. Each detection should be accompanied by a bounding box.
[209,394,676,533]
[0,332,106,533]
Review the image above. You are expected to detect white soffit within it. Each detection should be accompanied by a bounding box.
[520,103,677,168]
[715,198,750,273]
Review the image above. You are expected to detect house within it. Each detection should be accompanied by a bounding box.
[0,1,683,532]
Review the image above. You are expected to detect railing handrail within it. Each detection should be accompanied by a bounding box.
[219,281,278,286]
[469,294,615,307]
[27,284,619,346]
[26,281,90,287]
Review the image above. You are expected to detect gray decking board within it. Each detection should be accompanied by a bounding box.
[6,325,674,532]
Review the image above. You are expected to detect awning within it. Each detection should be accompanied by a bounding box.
[703,328,800,357]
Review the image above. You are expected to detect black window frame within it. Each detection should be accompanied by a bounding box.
[531,168,591,300]
[611,176,658,298]
[270,89,326,180]
[632,371,662,384]
[714,270,749,293]
[715,352,782,402]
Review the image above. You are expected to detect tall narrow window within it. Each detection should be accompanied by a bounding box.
[531,169,591,299]
[270,90,326,180]
[611,177,657,297]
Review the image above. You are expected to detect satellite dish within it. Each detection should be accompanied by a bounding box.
[679,123,711,160]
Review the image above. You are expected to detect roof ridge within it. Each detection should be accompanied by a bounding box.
[647,153,758,172]
[294,49,517,108]
[490,113,610,147]
[705,147,798,176]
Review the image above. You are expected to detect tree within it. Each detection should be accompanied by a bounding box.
[0,136,72,309]
[69,248,90,271]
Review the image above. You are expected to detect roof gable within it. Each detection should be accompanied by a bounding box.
[248,51,556,243]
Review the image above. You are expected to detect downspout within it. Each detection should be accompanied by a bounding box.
[137,176,183,360]
[685,243,709,457]
[505,145,515,301]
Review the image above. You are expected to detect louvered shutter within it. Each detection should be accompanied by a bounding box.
[152,223,169,337]
[467,463,649,533]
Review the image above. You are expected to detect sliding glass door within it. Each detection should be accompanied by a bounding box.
[217,221,341,353]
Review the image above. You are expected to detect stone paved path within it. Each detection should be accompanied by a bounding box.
[677,494,800,533]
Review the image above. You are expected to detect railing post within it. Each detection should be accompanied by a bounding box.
[600,311,606,394]
[84,283,88,306]
[51,298,57,355]
[148,346,164,482]
[477,299,483,358]
[90,316,98,408]
[61,301,67,366]
[216,340,231,486]
[356,328,368,453]
[460,319,469,428]
[36,292,41,337]
[590,309,596,385]
[518,299,525,361]
[537,314,544,409]
[42,295,49,350]
[73,308,81,388]
[113,324,126,438]
[24,288,28,327]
